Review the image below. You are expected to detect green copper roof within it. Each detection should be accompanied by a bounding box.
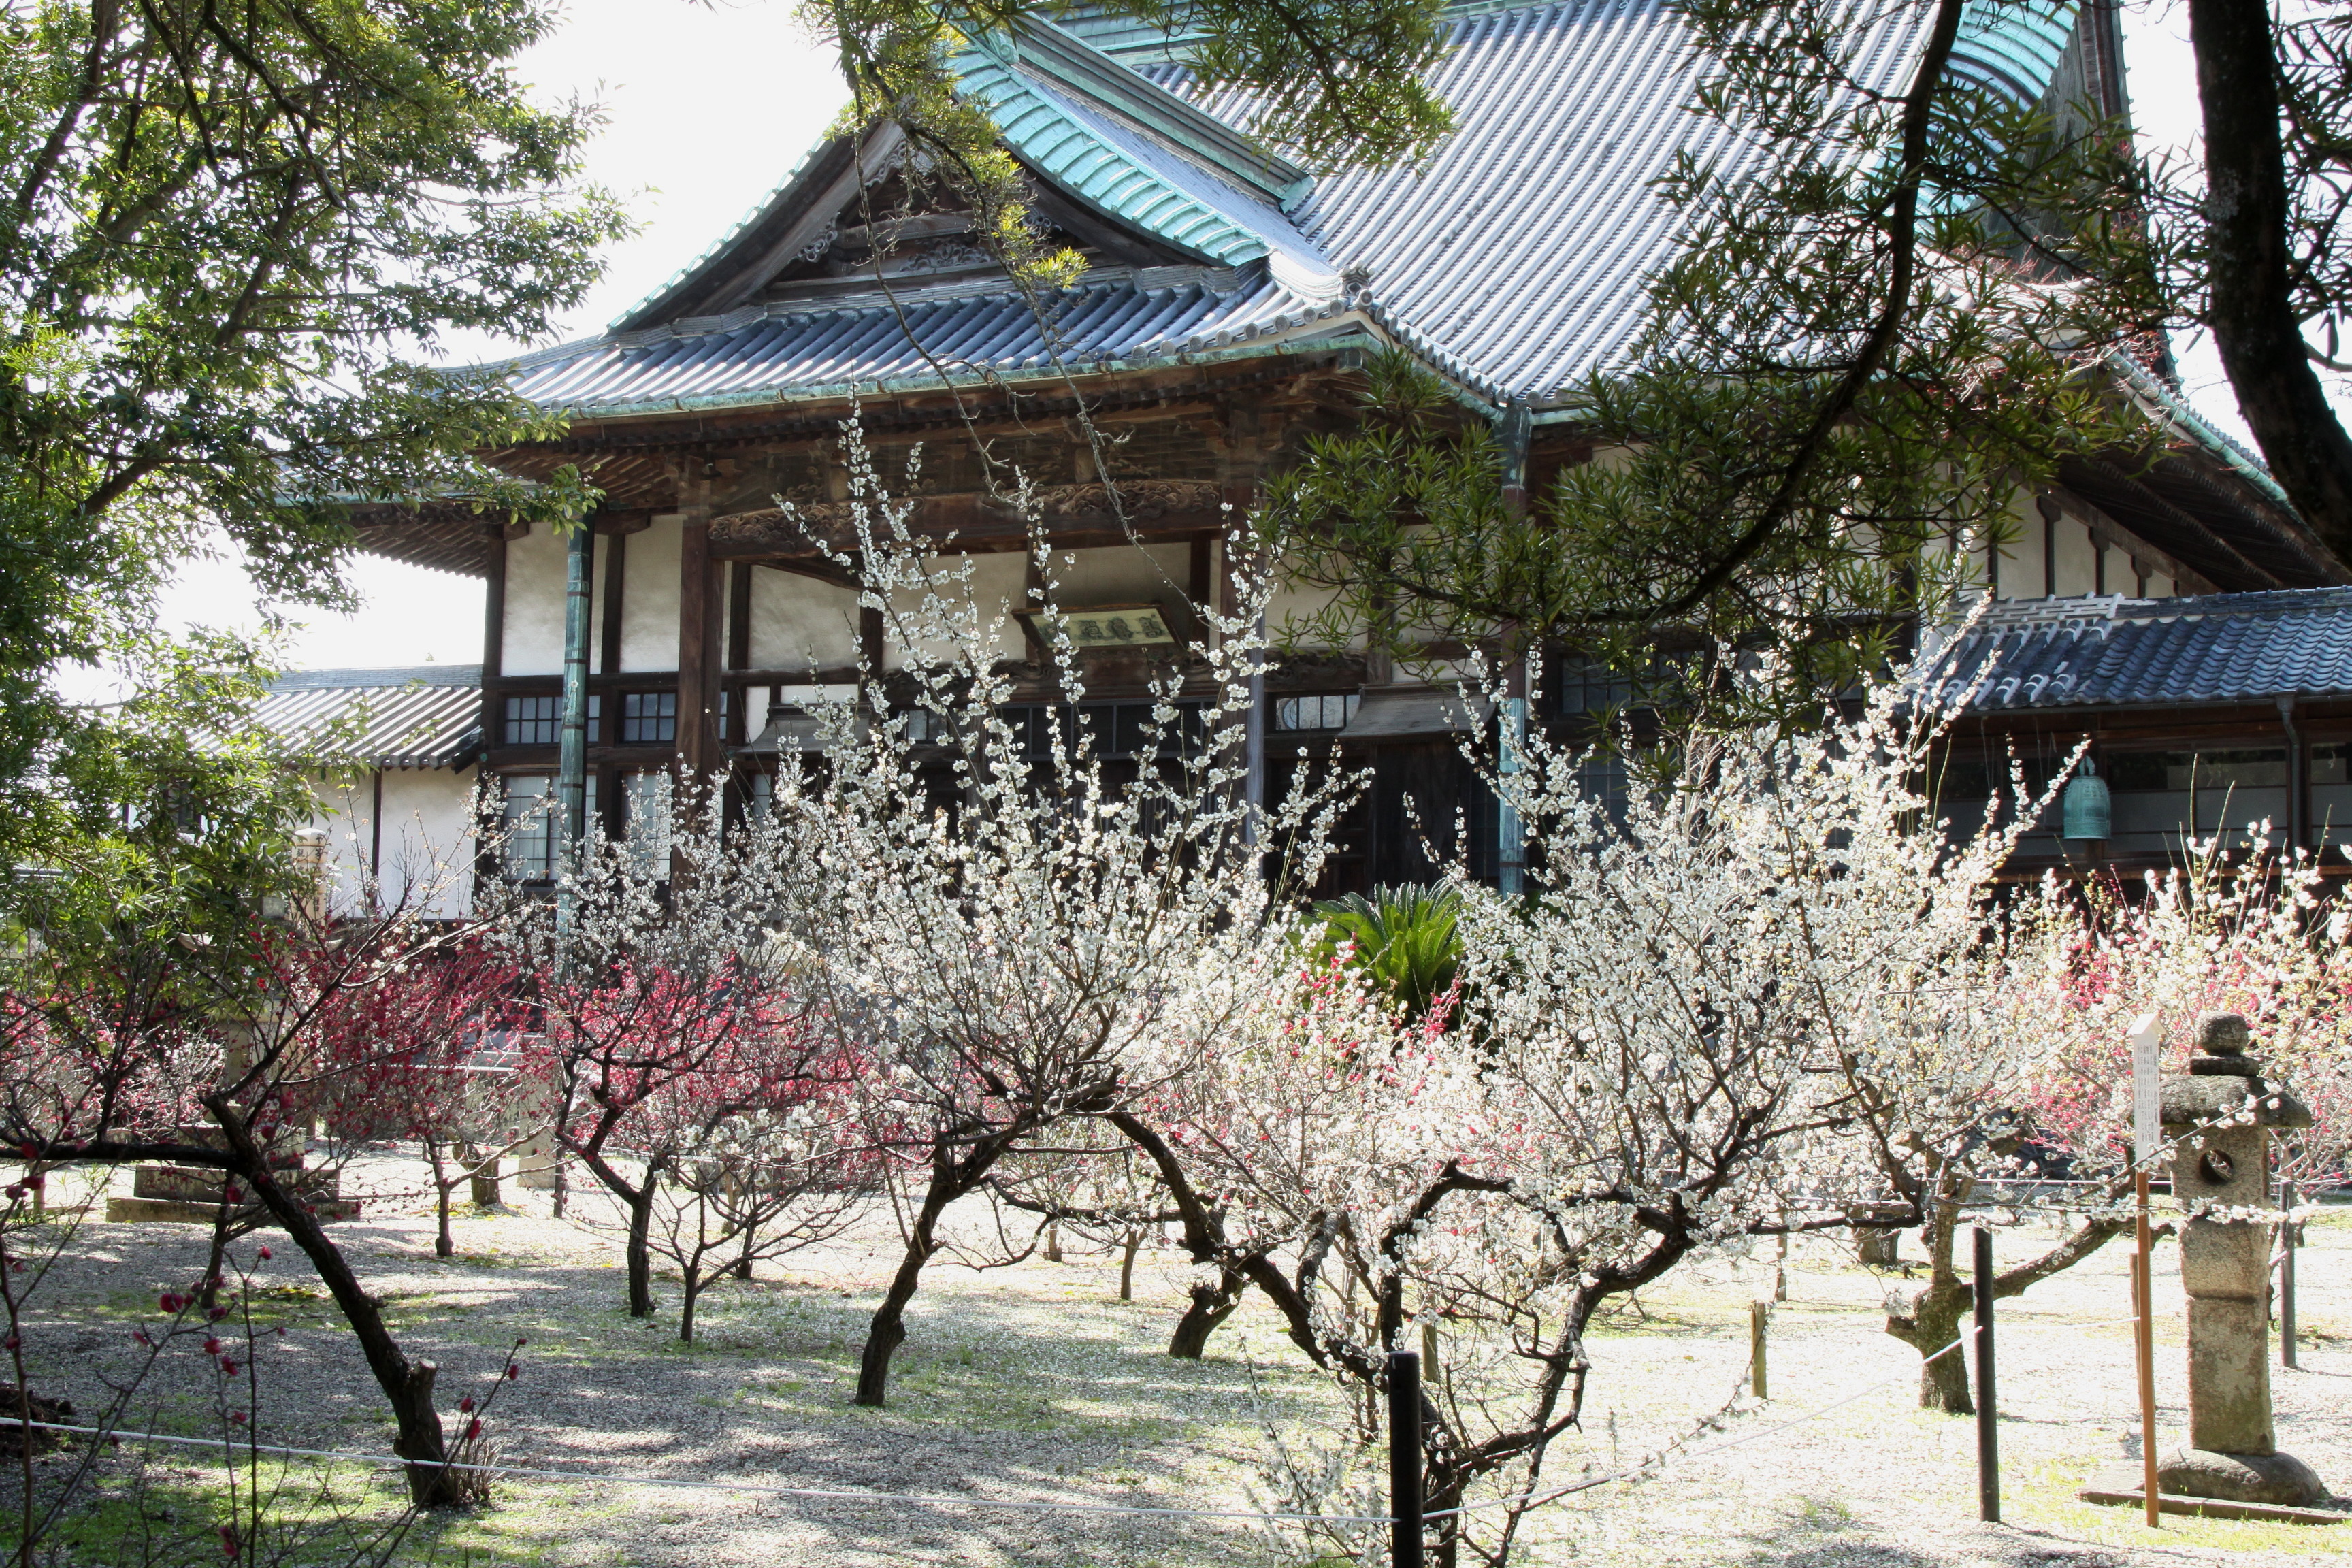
[1950,0,2080,105]
[948,24,1318,272]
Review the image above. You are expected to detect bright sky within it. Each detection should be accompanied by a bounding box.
[150,0,852,673]
[152,0,2279,674]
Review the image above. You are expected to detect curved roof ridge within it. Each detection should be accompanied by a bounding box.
[951,29,1335,289]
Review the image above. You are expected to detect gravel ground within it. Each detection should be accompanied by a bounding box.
[3,1157,2348,1567]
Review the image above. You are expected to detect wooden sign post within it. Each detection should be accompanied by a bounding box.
[2129,1014,2162,1526]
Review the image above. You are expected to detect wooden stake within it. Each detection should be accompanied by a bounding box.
[1750,1301,1769,1400]
[1388,1350,1423,1568]
[2281,1178,2299,1370]
[2134,1170,2159,1528]
[1973,1226,1999,1522]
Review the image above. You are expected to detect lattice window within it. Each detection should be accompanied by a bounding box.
[1273,693,1359,732]
[621,691,677,744]
[502,695,558,747]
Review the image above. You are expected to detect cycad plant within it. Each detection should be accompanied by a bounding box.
[1310,882,1463,1022]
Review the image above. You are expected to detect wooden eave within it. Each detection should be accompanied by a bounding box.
[2058,443,2349,592]
[1942,699,2352,753]
[342,504,500,578]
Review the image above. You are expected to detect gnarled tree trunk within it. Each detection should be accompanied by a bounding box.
[205,1096,466,1507]
[856,1129,1021,1407]
[1887,1281,1974,1413]
[624,1186,655,1318]
[1166,1269,1244,1358]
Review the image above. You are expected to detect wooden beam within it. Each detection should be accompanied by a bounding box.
[705,121,906,315]
[538,354,1344,455]
[832,211,975,250]
[488,665,868,689]
[710,482,1227,560]
[714,521,1227,566]
[755,556,860,591]
[2063,455,2283,590]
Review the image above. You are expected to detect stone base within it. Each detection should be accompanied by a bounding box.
[105,1196,361,1226]
[2078,1467,2347,1525]
[2157,1447,2330,1508]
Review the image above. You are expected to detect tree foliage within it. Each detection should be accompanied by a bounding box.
[0,0,623,875]
[808,0,1452,176]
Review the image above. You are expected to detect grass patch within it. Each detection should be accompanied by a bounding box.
[2013,1457,2352,1556]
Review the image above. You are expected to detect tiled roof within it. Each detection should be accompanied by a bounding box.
[1919,589,2352,712]
[503,0,2079,414]
[1159,0,1912,398]
[508,270,1347,412]
[251,666,483,768]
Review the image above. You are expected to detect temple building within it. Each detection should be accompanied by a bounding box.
[330,0,2352,898]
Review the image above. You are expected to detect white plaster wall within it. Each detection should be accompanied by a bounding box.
[622,514,683,673]
[1993,494,2048,599]
[749,565,861,672]
[879,553,1034,670]
[2052,514,2100,596]
[2149,570,2175,598]
[1265,576,1343,649]
[1044,541,1192,608]
[305,766,479,919]
[502,526,568,676]
[2104,544,2138,595]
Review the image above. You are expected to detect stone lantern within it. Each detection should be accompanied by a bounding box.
[2155,1011,2324,1506]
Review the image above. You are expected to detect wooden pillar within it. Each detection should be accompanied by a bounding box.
[2281,696,2306,852]
[727,561,753,670]
[599,529,627,676]
[478,526,507,750]
[1497,400,1533,895]
[368,768,385,915]
[859,602,885,702]
[677,504,720,783]
[1214,400,1269,847]
[727,562,753,743]
[2036,494,2061,599]
[474,525,508,895]
[1221,483,1265,838]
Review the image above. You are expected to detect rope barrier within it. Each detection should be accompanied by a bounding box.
[7,1304,2185,1532]
[1423,1333,1970,1522]
[5,1420,1399,1526]
[1428,1307,2161,1524]
[0,1296,2235,1541]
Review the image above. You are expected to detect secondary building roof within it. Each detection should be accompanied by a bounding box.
[1921,589,2352,713]
[252,666,483,769]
